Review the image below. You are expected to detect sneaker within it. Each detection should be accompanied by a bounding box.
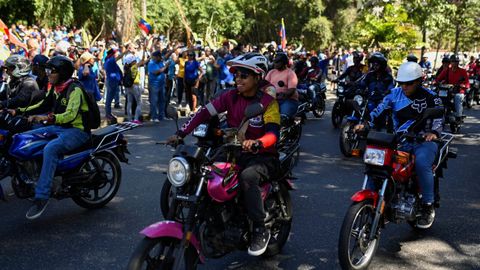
[114,104,122,109]
[26,199,50,220]
[248,227,271,256]
[132,120,142,125]
[417,204,435,229]
[154,119,161,123]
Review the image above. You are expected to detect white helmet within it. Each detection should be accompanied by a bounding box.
[227,53,268,78]
[396,62,423,82]
[5,55,31,78]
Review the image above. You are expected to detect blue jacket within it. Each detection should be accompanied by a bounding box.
[360,71,394,102]
[103,56,122,85]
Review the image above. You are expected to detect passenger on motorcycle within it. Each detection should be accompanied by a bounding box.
[435,56,450,78]
[167,53,281,256]
[334,51,368,85]
[359,52,394,128]
[0,55,43,111]
[265,53,299,118]
[355,62,444,228]
[434,54,470,120]
[24,56,91,220]
[466,56,477,77]
[32,55,50,92]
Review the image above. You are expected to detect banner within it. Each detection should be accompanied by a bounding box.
[279,18,287,50]
[138,18,152,35]
[0,19,28,50]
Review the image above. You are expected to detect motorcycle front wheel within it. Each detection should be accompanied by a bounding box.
[71,152,121,209]
[466,92,474,108]
[127,237,199,270]
[331,102,344,128]
[339,122,356,157]
[312,97,325,118]
[338,201,380,270]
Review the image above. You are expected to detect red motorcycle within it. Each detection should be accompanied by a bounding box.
[338,108,456,270]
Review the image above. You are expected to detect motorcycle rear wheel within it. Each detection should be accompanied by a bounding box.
[312,97,325,118]
[263,183,293,257]
[339,122,356,157]
[449,122,460,134]
[331,102,343,128]
[127,237,199,270]
[338,201,380,270]
[71,152,121,209]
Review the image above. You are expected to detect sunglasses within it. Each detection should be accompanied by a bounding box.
[235,72,251,80]
[398,80,416,86]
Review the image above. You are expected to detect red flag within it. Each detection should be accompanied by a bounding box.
[0,19,28,50]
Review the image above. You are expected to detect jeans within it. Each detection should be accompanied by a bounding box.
[126,84,142,121]
[454,93,464,117]
[278,99,300,118]
[105,81,120,117]
[149,82,166,120]
[23,126,90,199]
[365,141,438,204]
[176,77,185,105]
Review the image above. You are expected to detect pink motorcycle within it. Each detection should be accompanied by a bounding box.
[127,104,295,270]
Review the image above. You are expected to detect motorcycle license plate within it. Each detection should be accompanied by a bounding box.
[439,90,448,97]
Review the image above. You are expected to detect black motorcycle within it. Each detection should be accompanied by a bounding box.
[332,81,362,128]
[297,79,327,118]
[466,75,480,107]
[437,84,464,133]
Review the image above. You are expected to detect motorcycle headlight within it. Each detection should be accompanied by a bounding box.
[193,124,208,138]
[167,157,191,187]
[353,95,364,106]
[337,86,344,93]
[364,148,386,166]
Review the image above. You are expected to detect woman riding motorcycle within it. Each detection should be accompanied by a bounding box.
[354,62,444,228]
[167,53,281,256]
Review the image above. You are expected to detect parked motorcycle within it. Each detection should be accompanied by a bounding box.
[128,104,294,270]
[338,108,456,270]
[0,120,138,209]
[437,84,464,133]
[297,78,327,118]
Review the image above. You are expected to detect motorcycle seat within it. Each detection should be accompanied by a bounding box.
[63,126,119,155]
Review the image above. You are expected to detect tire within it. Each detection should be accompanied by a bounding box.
[127,237,199,270]
[331,102,344,128]
[263,183,293,257]
[312,97,325,118]
[339,122,356,157]
[449,122,460,134]
[160,180,175,219]
[338,201,380,270]
[71,152,122,209]
[466,93,474,109]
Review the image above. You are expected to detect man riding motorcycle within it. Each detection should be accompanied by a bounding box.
[355,62,444,228]
[0,55,43,111]
[435,56,450,78]
[435,54,470,120]
[24,56,91,219]
[265,53,299,118]
[167,53,281,256]
[334,51,368,85]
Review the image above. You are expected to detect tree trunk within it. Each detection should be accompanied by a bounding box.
[141,0,147,18]
[115,0,135,44]
[454,23,460,54]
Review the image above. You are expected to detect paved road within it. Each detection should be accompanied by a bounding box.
[0,98,479,270]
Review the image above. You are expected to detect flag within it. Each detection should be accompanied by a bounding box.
[0,19,28,50]
[138,18,152,35]
[279,18,287,50]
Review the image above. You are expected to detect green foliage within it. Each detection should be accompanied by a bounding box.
[34,0,74,26]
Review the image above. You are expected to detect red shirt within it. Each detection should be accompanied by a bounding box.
[435,67,470,94]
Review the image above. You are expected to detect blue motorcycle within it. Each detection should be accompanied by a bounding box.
[0,120,138,209]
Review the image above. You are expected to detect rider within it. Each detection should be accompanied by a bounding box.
[265,52,299,118]
[32,54,50,92]
[419,56,432,72]
[355,62,444,229]
[0,55,42,111]
[334,51,368,85]
[24,56,91,219]
[406,54,418,63]
[359,52,394,128]
[435,56,450,78]
[168,53,281,256]
[434,54,470,120]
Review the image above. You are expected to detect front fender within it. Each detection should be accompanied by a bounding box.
[140,220,205,263]
[351,189,378,206]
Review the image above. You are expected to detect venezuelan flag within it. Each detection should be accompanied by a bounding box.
[138,18,152,35]
[279,18,287,50]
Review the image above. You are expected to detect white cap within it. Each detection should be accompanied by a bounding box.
[396,62,423,82]
[124,54,137,65]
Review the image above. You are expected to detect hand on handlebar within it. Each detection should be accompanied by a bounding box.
[6,109,16,117]
[423,132,438,142]
[28,115,48,123]
[242,139,262,153]
[165,134,183,146]
[353,124,365,133]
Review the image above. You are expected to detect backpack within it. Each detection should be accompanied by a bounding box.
[67,80,101,131]
[123,65,134,87]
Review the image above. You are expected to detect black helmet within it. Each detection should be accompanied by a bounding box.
[352,51,364,61]
[442,56,450,63]
[449,54,460,63]
[406,54,418,63]
[274,53,288,66]
[369,52,387,67]
[309,56,319,65]
[46,56,74,83]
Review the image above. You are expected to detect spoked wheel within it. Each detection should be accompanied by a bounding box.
[127,237,199,270]
[339,122,357,157]
[263,183,293,257]
[331,102,344,128]
[312,97,325,118]
[338,201,380,270]
[72,152,121,209]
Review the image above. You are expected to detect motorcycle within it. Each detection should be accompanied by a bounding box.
[297,77,327,118]
[466,75,480,107]
[332,80,363,128]
[437,84,464,133]
[128,104,294,270]
[337,108,456,270]
[0,120,138,209]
